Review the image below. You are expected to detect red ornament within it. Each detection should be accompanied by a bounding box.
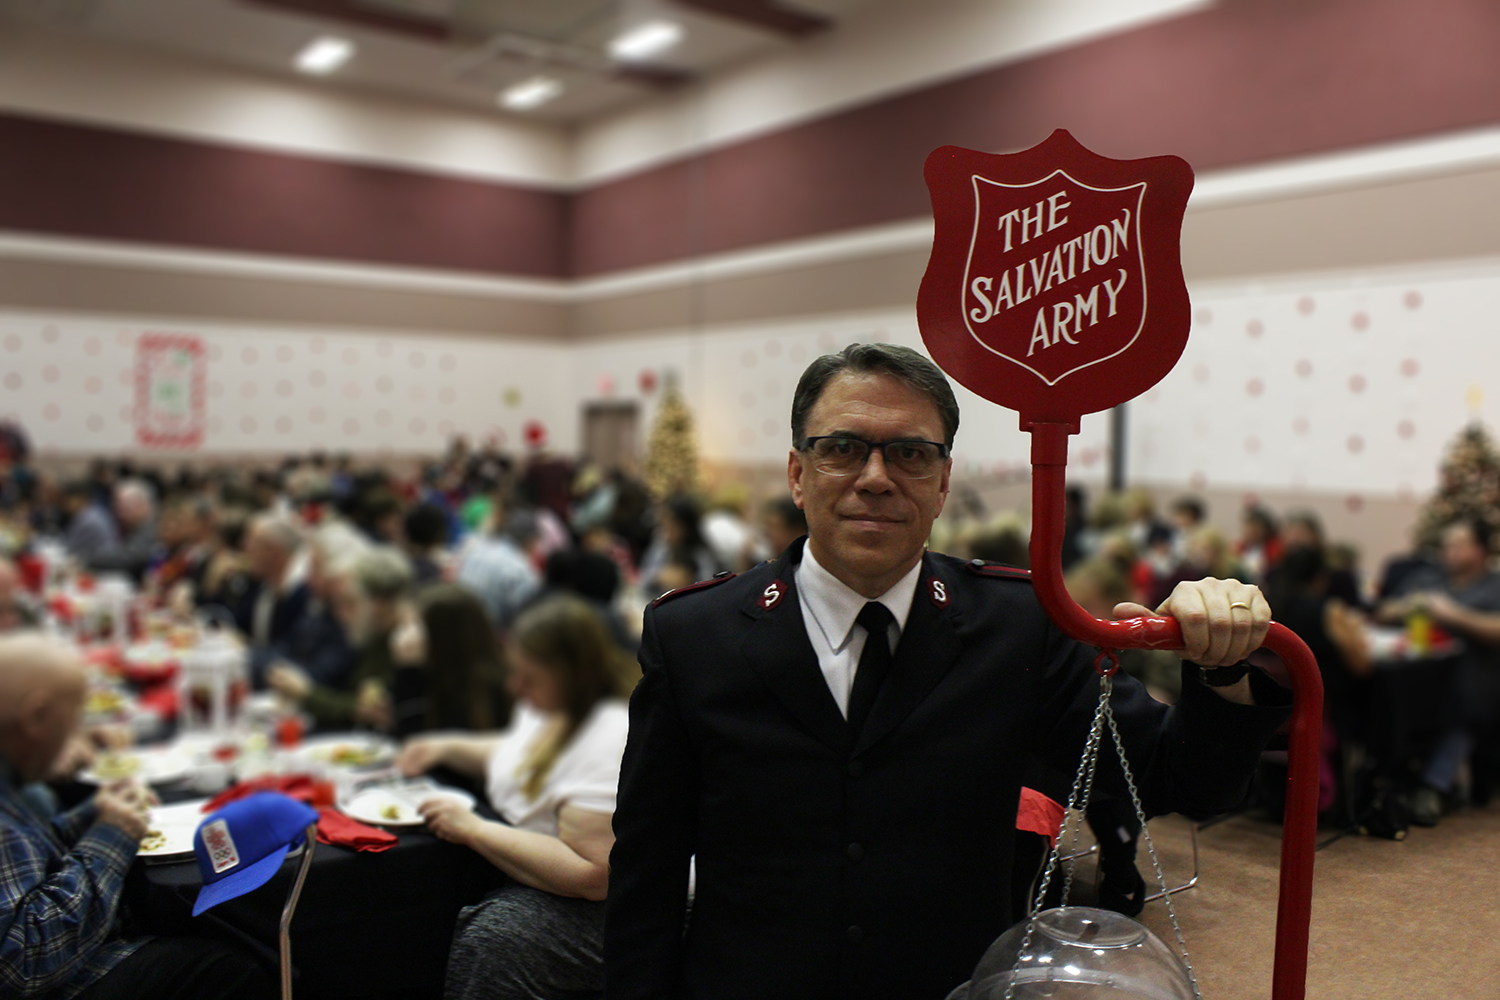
[524,420,547,448]
[639,369,658,394]
[918,130,1193,429]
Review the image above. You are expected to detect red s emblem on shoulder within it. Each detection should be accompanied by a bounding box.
[929,578,949,606]
[759,581,785,610]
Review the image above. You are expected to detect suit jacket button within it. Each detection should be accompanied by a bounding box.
[846,925,864,943]
[847,760,865,778]
[846,842,864,862]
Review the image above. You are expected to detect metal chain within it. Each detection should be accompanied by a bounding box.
[1100,678,1203,1000]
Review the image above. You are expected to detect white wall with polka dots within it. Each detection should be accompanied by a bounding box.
[0,254,1493,502]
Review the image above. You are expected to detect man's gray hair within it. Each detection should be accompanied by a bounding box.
[353,547,413,602]
[250,514,304,554]
[790,342,960,447]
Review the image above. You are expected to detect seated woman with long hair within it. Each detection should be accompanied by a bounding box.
[390,583,512,738]
[397,594,639,1000]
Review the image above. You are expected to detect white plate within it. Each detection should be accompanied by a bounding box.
[293,734,396,770]
[139,799,210,862]
[341,786,476,828]
[79,747,193,786]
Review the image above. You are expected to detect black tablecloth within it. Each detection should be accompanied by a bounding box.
[125,817,509,1000]
[1357,654,1460,781]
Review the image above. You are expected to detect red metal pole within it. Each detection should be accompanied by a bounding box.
[1027,422,1321,1000]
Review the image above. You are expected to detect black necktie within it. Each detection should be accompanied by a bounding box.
[847,602,895,737]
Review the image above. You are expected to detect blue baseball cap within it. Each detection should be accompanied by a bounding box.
[192,792,319,917]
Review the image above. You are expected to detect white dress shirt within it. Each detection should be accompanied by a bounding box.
[795,543,922,717]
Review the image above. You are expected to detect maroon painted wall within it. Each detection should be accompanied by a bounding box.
[0,113,568,277]
[4,0,1499,279]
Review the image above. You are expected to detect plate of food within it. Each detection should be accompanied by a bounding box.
[341,785,476,828]
[80,746,193,787]
[294,734,397,770]
[139,800,209,862]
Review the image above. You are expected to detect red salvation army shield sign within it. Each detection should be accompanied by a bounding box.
[918,130,1194,428]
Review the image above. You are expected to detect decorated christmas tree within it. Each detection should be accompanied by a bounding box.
[1415,422,1500,549]
[644,374,700,499]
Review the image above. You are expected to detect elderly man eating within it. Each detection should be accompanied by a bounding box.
[0,633,272,999]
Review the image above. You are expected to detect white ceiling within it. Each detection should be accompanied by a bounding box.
[0,0,884,123]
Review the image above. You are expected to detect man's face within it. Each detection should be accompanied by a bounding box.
[1442,523,1487,579]
[245,528,287,582]
[788,372,950,593]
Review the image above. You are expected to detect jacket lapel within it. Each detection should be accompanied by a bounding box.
[739,540,848,755]
[853,552,964,756]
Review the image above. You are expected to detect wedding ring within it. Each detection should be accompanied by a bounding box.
[1229,602,1252,610]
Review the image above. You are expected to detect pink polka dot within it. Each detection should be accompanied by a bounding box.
[439,354,456,372]
[1246,378,1264,397]
[42,366,59,383]
[241,347,259,364]
[409,418,426,434]
[1244,435,1261,454]
[84,376,101,394]
[342,382,360,400]
[41,327,58,344]
[1351,312,1370,331]
[1292,416,1310,434]
[1192,364,1210,382]
[1400,358,1419,377]
[42,404,59,421]
[438,387,456,405]
[240,383,257,399]
[765,340,782,357]
[309,407,326,424]
[1347,434,1365,454]
[115,330,133,347]
[341,348,358,365]
[761,419,778,437]
[1195,308,1213,325]
[276,345,294,363]
[276,416,293,433]
[118,370,132,386]
[408,385,426,402]
[240,416,257,433]
[1349,374,1366,393]
[738,428,755,447]
[741,350,758,369]
[1296,297,1315,315]
[817,332,837,350]
[309,371,326,387]
[1397,419,1415,439]
[1246,319,1263,338]
[2,374,20,390]
[438,420,454,435]
[375,410,391,427]
[2,335,20,352]
[1295,359,1312,378]
[207,344,222,361]
[1189,471,1207,489]
[408,352,426,369]
[208,381,223,399]
[376,341,392,358]
[86,415,103,432]
[83,337,101,356]
[310,338,326,355]
[118,405,132,421]
[376,376,392,393]
[1345,494,1364,513]
[1403,290,1423,309]
[343,418,359,435]
[207,416,223,433]
[740,391,756,409]
[276,380,293,398]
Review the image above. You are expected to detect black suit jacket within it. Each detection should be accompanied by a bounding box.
[606,540,1289,1000]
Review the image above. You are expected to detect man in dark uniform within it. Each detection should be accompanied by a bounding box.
[605,344,1290,1000]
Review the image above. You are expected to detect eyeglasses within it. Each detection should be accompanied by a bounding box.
[799,435,949,480]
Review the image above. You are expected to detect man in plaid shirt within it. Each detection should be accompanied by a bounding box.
[0,634,271,999]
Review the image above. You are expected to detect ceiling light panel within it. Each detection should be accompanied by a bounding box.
[500,75,565,110]
[295,36,355,75]
[608,19,684,62]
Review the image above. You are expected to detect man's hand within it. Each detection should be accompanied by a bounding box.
[1115,577,1271,666]
[267,662,312,702]
[353,679,392,731]
[95,781,154,843]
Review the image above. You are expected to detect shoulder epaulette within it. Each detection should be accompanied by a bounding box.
[650,570,736,608]
[964,559,1032,582]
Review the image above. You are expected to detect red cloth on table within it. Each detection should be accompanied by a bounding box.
[316,809,398,852]
[1016,787,1066,848]
[202,774,398,852]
